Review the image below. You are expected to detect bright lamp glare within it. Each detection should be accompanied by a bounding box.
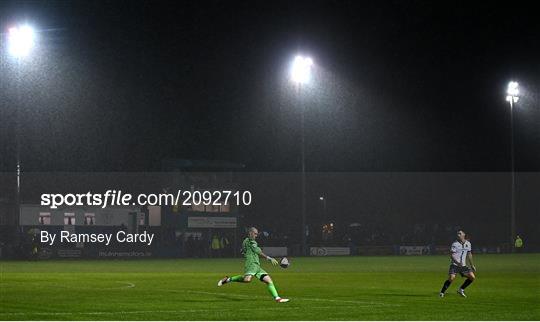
[291,55,314,84]
[8,25,35,58]
[506,81,519,104]
[507,81,519,97]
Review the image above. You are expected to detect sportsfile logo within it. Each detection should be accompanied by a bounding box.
[41,190,138,209]
[40,190,252,209]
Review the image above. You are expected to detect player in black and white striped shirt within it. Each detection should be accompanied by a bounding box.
[439,230,476,297]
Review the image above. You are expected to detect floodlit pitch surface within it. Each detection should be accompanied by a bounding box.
[1,254,538,320]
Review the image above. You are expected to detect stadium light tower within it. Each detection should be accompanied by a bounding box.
[290,55,313,256]
[6,24,36,225]
[506,81,519,246]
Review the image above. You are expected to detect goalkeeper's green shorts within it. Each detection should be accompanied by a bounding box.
[244,263,267,280]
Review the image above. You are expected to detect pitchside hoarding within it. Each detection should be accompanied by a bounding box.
[310,247,351,256]
[187,216,237,228]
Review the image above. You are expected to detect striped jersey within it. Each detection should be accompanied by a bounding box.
[450,240,471,266]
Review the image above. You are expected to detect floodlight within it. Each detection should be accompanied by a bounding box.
[290,55,313,84]
[506,81,519,104]
[8,25,35,58]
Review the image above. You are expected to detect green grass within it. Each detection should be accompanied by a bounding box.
[1,254,539,320]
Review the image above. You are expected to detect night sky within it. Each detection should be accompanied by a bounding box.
[1,0,539,172]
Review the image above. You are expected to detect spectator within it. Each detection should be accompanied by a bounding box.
[211,235,221,257]
[220,235,230,256]
[514,235,524,253]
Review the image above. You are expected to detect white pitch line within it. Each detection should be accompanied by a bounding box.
[0,305,356,316]
[1,286,399,317]
[64,280,136,290]
[2,280,136,290]
[184,290,401,307]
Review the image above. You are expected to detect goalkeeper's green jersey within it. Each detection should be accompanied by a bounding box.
[242,237,262,266]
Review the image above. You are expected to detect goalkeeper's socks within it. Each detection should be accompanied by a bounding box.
[460,278,473,290]
[440,280,451,294]
[230,275,245,283]
[267,283,279,298]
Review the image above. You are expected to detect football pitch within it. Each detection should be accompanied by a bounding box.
[1,254,539,320]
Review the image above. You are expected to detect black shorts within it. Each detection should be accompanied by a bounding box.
[449,264,472,277]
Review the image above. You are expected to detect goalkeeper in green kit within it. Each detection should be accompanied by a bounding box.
[217,227,290,303]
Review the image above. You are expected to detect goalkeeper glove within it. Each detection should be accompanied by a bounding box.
[266,256,278,266]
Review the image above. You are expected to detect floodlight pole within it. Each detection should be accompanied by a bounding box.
[509,98,516,247]
[290,55,313,256]
[298,84,307,256]
[6,24,35,227]
[16,63,21,223]
[505,81,519,248]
